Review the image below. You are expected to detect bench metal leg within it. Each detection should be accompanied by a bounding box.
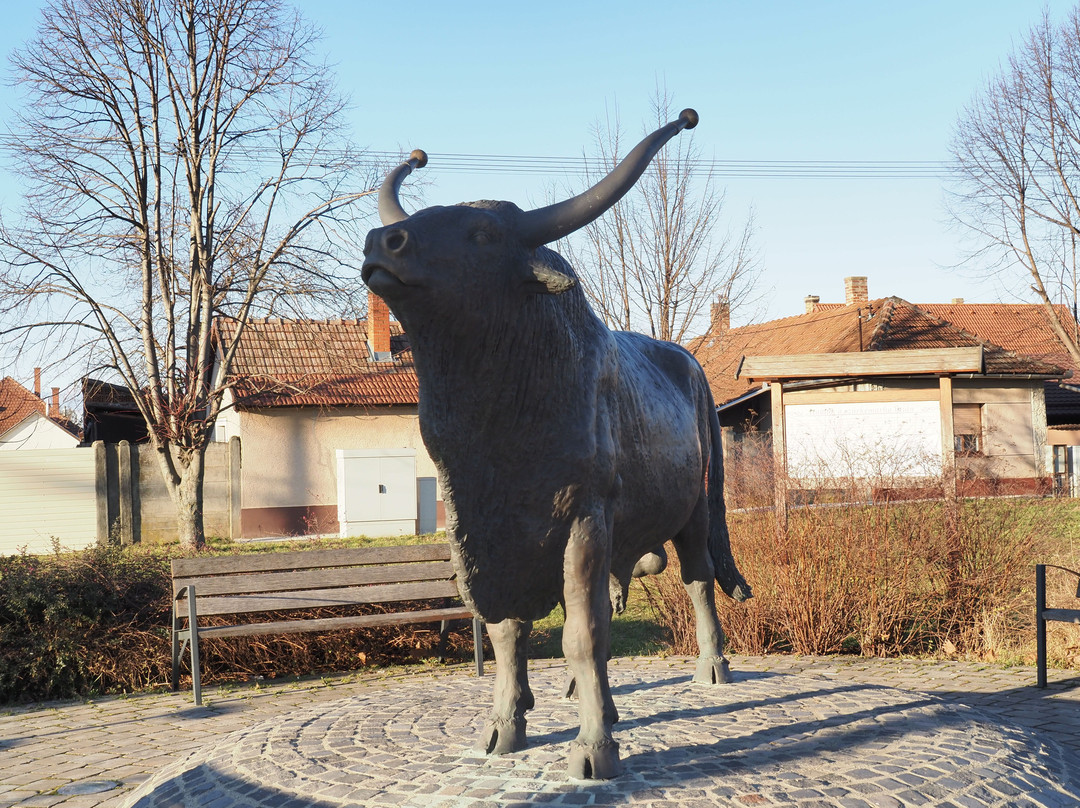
[473,617,484,676]
[437,619,451,662]
[171,610,180,692]
[1037,564,1047,688]
[189,589,202,706]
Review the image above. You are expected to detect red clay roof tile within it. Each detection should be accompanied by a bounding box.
[691,297,1068,405]
[0,377,45,436]
[215,318,419,409]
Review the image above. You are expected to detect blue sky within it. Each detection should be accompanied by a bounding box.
[0,1,1076,392]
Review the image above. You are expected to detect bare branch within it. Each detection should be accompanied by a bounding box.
[559,87,762,344]
[0,0,374,546]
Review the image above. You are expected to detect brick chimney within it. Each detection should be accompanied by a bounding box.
[49,387,60,418]
[844,276,869,306]
[367,291,392,362]
[710,297,730,333]
[804,295,820,314]
[34,367,41,398]
[951,297,965,304]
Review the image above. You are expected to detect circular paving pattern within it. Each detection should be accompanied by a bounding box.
[124,658,1080,807]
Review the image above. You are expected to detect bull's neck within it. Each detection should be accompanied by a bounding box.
[403,295,605,436]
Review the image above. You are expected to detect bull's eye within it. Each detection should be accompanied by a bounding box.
[469,229,494,246]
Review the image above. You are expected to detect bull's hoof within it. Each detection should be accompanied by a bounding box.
[567,738,621,780]
[479,716,527,755]
[693,655,733,685]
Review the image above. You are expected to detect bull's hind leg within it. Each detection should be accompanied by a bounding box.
[563,513,621,780]
[672,495,733,685]
[480,618,534,755]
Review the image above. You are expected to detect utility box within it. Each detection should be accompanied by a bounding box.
[336,449,417,538]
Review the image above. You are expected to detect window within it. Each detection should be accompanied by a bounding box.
[953,404,982,455]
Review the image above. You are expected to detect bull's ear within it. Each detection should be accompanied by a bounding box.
[526,260,576,295]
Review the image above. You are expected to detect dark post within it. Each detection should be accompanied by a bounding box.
[1036,563,1047,688]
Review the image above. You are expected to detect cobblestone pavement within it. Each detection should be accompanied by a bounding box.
[1,655,1077,808]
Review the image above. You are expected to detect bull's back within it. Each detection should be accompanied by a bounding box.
[608,332,711,555]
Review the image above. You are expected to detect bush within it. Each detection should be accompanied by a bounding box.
[0,541,477,704]
[0,545,173,702]
[641,494,1076,664]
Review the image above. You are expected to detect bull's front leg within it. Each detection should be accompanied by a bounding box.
[480,617,534,755]
[562,513,620,780]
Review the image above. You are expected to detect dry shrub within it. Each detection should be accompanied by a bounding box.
[642,478,1068,662]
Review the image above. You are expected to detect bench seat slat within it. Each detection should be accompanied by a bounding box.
[193,606,474,640]
[170,543,452,578]
[173,560,455,597]
[1042,608,1080,624]
[177,579,461,617]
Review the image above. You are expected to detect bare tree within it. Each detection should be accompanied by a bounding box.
[950,7,1080,366]
[0,0,379,547]
[561,90,761,343]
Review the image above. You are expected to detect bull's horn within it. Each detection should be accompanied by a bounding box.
[518,108,699,247]
[377,149,428,225]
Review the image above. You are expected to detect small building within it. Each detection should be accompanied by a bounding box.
[691,285,1068,500]
[81,377,150,445]
[212,294,438,539]
[0,373,79,450]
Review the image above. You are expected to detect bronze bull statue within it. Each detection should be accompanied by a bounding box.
[361,108,751,780]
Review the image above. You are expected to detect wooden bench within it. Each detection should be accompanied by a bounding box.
[171,543,483,705]
[1036,563,1080,687]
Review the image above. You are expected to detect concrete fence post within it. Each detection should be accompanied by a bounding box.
[118,440,134,546]
[93,440,109,545]
[228,436,242,540]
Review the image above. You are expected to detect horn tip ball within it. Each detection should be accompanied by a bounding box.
[679,108,699,129]
[409,149,428,168]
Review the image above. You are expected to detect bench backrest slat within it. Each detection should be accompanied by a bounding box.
[172,559,455,598]
[176,579,462,617]
[170,543,452,578]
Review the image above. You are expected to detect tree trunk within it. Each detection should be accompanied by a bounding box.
[154,443,207,549]
[176,449,207,548]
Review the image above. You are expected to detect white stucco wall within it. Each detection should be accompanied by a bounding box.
[237,406,437,510]
[0,414,79,451]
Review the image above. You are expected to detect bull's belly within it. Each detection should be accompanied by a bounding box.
[449,533,567,624]
[609,484,701,576]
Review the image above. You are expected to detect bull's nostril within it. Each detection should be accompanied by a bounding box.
[385,229,408,253]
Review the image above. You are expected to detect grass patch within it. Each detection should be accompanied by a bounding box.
[529,580,672,659]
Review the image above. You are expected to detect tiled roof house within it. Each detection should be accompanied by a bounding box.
[691,278,1070,496]
[0,374,79,450]
[211,294,436,539]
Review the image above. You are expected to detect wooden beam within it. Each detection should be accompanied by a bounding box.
[940,376,957,500]
[770,382,788,536]
[739,347,984,380]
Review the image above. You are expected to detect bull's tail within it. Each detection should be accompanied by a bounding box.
[707,394,752,602]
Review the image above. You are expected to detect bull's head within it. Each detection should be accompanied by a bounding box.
[362,109,698,310]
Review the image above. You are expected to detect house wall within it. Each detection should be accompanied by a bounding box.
[952,379,1045,479]
[0,413,79,450]
[235,405,438,538]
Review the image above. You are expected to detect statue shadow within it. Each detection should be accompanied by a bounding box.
[125,765,341,808]
[607,667,783,696]
[522,676,974,805]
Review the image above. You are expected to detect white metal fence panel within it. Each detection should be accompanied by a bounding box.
[0,448,98,555]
